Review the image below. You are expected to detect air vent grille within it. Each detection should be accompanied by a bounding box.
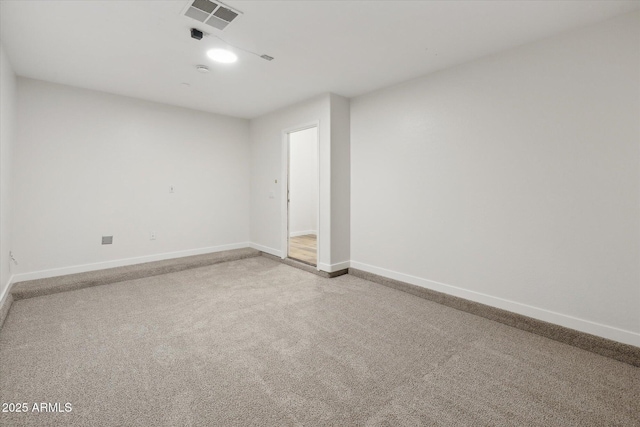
[183,0,241,31]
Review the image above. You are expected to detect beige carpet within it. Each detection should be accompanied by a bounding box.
[1,257,638,426]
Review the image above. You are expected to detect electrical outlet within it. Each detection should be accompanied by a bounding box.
[102,236,113,245]
[150,231,157,240]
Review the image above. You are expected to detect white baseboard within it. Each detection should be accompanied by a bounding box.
[249,242,283,258]
[11,242,251,283]
[317,260,350,273]
[350,260,640,347]
[289,230,317,238]
[0,274,14,308]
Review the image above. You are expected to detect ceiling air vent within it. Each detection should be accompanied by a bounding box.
[183,0,241,31]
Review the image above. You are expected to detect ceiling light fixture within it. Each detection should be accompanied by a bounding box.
[207,48,237,64]
[196,65,210,73]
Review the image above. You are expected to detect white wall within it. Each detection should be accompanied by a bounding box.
[249,93,351,272]
[0,42,17,300]
[249,94,331,264]
[12,78,250,278]
[329,94,350,267]
[350,12,640,346]
[289,127,318,236]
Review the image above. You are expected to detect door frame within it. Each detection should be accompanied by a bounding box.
[281,121,320,268]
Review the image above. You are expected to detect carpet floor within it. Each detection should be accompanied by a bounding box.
[1,257,638,426]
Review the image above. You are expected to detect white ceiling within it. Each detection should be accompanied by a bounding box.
[1,0,638,119]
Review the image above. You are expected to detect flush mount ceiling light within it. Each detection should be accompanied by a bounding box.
[207,48,237,64]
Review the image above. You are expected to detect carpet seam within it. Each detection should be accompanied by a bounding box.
[347,267,640,368]
[8,249,261,303]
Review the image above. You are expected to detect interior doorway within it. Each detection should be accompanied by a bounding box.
[287,126,319,266]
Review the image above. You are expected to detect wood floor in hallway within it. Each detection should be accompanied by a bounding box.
[289,234,317,265]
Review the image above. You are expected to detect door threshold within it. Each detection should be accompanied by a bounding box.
[287,256,317,267]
